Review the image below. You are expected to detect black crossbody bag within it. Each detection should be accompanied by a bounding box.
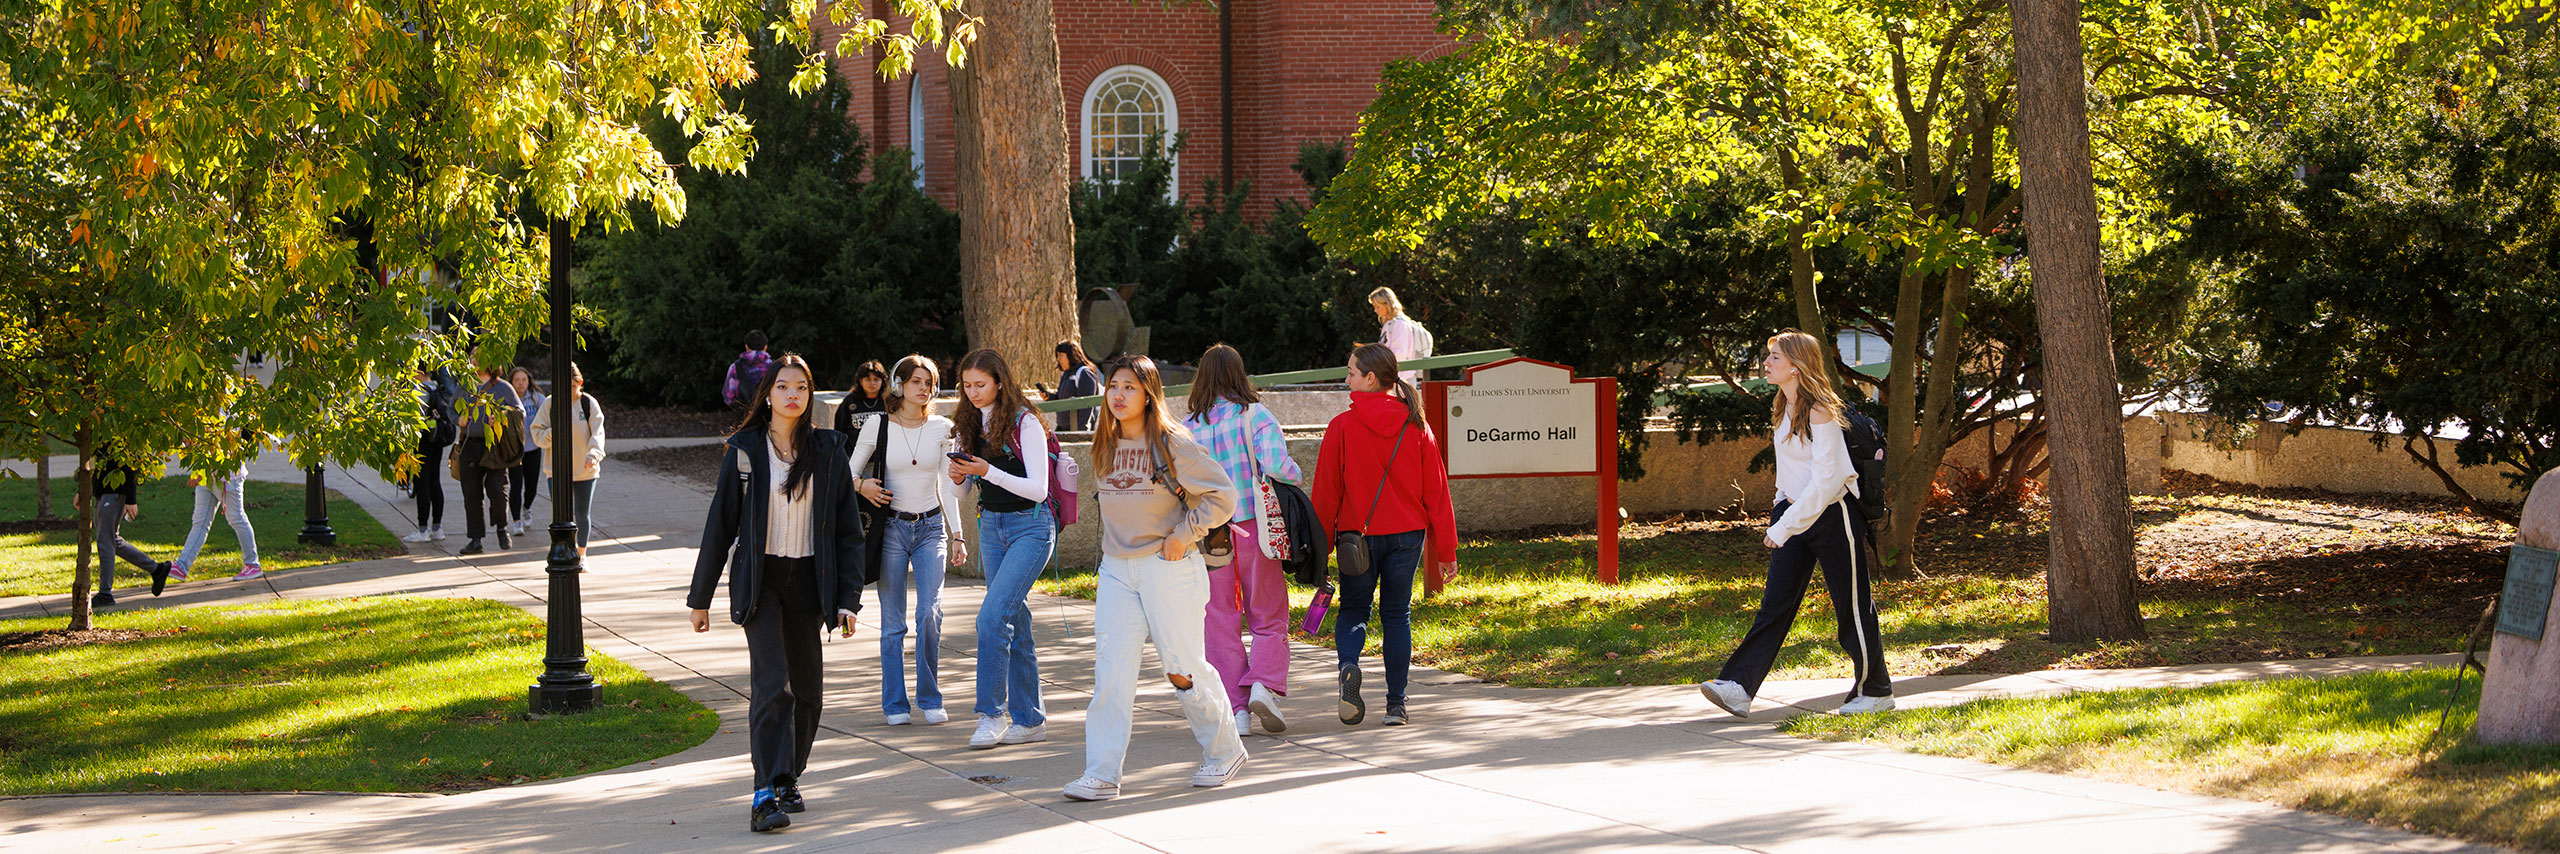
[1333,423,1407,578]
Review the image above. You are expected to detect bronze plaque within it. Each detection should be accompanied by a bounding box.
[2499,544,2558,642]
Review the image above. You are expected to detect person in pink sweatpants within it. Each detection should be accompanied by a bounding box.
[1182,345,1307,735]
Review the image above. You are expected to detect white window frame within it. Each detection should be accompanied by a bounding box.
[1079,64,1178,198]
[907,76,926,188]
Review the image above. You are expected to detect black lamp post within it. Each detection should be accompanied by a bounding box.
[297,465,334,545]
[529,215,603,714]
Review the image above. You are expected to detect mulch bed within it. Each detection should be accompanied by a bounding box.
[0,518,79,535]
[618,443,724,490]
[0,627,189,652]
[608,406,743,439]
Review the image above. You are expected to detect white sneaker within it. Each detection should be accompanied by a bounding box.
[1063,776,1119,801]
[1837,695,1897,715]
[1235,710,1255,737]
[1191,750,1247,787]
[999,723,1046,745]
[429,526,445,542]
[921,708,949,725]
[1248,683,1287,734]
[969,715,1004,749]
[1698,679,1753,718]
[885,712,912,726]
[402,528,433,543]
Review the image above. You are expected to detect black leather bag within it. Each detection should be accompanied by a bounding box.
[1333,423,1408,578]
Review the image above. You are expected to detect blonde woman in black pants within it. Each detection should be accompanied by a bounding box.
[686,353,870,833]
[1698,331,1894,718]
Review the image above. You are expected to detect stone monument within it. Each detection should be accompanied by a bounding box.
[2479,467,2560,745]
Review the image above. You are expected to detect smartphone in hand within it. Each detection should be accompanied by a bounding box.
[947,451,974,463]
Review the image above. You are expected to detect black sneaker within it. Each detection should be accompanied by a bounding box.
[90,590,115,609]
[150,561,173,596]
[1338,666,1365,725]
[459,539,486,556]
[495,529,511,550]
[751,790,790,832]
[778,782,805,814]
[1384,702,1409,726]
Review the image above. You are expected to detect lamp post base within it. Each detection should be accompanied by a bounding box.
[528,681,604,715]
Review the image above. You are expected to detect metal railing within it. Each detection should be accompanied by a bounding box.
[1034,348,1519,413]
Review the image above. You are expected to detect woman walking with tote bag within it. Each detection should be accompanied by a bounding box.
[1312,343,1456,727]
[685,353,871,832]
[1183,344,1304,735]
[1062,354,1246,801]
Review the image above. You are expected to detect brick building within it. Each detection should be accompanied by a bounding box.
[822,1,1455,219]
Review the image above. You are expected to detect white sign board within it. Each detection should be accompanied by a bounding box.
[1445,360,1597,476]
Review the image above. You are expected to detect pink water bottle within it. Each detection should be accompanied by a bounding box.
[1300,583,1334,636]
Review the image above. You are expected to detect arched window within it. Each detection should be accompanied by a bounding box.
[907,76,926,187]
[1080,65,1176,191]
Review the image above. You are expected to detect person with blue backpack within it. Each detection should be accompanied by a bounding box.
[947,348,1058,751]
[1698,330,1895,718]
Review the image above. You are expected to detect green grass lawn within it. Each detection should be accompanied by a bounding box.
[0,474,400,598]
[0,597,716,794]
[1033,485,2503,687]
[1781,668,2560,851]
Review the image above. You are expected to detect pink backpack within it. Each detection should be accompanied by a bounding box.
[1045,428,1081,527]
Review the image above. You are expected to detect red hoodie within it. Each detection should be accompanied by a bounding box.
[1314,391,1458,565]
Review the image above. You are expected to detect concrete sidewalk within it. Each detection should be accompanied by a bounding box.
[0,447,2501,853]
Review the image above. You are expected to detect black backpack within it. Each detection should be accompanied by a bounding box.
[422,384,457,447]
[1839,409,1888,524]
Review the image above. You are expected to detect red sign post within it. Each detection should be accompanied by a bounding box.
[1422,358,1620,596]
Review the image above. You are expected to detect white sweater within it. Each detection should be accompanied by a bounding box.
[849,412,965,538]
[1769,414,1861,543]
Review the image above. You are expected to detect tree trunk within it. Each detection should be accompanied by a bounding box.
[35,452,51,520]
[947,0,1081,383]
[2012,0,2146,641]
[1777,150,1840,389]
[68,430,94,631]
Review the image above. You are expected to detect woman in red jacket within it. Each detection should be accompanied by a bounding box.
[1313,343,1457,727]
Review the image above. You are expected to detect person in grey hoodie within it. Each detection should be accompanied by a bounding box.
[1060,354,1246,802]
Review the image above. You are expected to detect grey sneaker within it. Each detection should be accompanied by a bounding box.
[1383,702,1408,726]
[1338,666,1365,725]
[1698,679,1752,718]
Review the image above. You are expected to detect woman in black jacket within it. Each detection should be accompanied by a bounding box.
[687,353,871,833]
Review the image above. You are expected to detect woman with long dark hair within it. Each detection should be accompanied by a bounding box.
[1184,344,1304,735]
[506,366,546,537]
[1697,331,1894,718]
[834,359,891,432]
[1313,343,1456,727]
[686,353,871,832]
[1062,354,1245,801]
[948,348,1056,750]
[850,355,967,726]
[1052,340,1102,432]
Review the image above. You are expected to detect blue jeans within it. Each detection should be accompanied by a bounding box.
[973,504,1054,726]
[546,478,596,548]
[1335,530,1425,705]
[178,472,258,569]
[878,513,950,715]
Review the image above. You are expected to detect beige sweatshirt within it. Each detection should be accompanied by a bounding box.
[1095,426,1238,559]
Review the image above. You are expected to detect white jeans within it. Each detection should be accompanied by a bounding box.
[1084,551,1245,784]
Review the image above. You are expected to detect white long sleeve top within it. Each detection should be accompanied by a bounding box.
[975,409,1050,505]
[1769,413,1862,543]
[1380,315,1424,385]
[850,412,966,538]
